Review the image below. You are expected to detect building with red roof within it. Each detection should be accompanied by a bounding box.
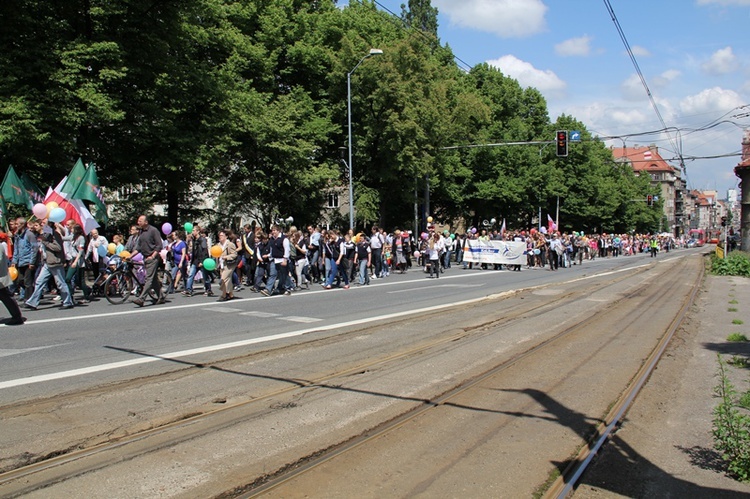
[611,145,688,236]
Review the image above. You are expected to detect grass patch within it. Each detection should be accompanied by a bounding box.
[733,319,745,325]
[730,300,739,304]
[728,333,749,342]
[729,307,739,312]
[713,355,750,481]
[741,391,750,410]
[728,356,750,368]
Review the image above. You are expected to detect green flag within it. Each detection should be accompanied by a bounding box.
[59,158,88,196]
[1,165,32,208]
[20,172,45,206]
[71,164,108,222]
[0,196,8,230]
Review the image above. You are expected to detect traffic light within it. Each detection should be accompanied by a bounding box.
[647,195,653,206]
[556,130,568,157]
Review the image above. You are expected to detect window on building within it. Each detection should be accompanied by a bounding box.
[327,193,339,208]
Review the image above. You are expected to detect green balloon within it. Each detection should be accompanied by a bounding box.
[450,233,456,240]
[184,222,194,233]
[202,258,216,271]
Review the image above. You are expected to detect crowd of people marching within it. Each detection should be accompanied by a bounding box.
[0,214,683,325]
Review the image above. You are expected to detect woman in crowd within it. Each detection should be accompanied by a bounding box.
[392,230,406,274]
[65,224,92,303]
[168,230,187,293]
[291,231,309,290]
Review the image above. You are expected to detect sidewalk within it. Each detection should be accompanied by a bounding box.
[575,273,750,497]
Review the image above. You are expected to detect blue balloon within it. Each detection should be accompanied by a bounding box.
[97,244,107,257]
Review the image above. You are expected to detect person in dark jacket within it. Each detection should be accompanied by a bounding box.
[0,232,25,324]
[252,231,269,292]
[132,215,165,307]
[23,223,74,310]
[183,225,213,297]
[12,218,38,301]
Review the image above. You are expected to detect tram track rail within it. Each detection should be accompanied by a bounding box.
[0,258,693,497]
[223,256,702,498]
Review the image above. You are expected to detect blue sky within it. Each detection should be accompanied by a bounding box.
[345,0,750,196]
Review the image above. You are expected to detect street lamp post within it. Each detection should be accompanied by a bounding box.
[347,48,383,230]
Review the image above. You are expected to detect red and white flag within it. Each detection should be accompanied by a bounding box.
[547,214,557,233]
[45,178,100,234]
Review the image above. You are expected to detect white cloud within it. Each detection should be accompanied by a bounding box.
[434,0,547,38]
[653,69,682,88]
[555,36,593,57]
[621,74,647,101]
[631,45,651,57]
[679,87,745,115]
[701,46,738,75]
[487,55,566,95]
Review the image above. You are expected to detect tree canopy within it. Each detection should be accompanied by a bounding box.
[0,0,661,233]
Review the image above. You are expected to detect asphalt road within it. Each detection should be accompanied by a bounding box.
[0,249,703,406]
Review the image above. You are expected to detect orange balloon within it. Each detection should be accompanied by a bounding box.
[210,245,222,258]
[8,267,19,281]
[45,201,59,214]
[118,250,131,259]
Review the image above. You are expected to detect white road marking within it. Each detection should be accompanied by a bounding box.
[280,316,323,323]
[0,344,66,358]
[202,307,244,313]
[239,311,281,318]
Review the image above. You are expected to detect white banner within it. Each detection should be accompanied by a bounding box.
[462,239,526,265]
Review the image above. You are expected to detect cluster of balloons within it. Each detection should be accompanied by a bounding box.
[160,222,195,236]
[32,202,67,223]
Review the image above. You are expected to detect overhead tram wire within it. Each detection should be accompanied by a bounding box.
[602,0,687,176]
[350,0,474,73]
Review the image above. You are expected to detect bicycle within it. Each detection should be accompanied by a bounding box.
[103,256,173,305]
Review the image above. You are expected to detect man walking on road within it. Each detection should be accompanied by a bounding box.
[133,215,165,307]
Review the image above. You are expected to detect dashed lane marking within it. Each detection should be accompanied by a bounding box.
[239,311,281,318]
[280,316,323,323]
[202,307,244,313]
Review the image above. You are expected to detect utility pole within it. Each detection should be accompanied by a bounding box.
[734,129,750,251]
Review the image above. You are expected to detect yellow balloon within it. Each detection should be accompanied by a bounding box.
[45,201,59,215]
[8,267,18,281]
[107,243,117,255]
[210,245,223,258]
[427,216,433,223]
[119,250,131,259]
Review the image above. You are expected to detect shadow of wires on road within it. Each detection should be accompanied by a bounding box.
[491,388,743,497]
[104,345,310,387]
[574,435,746,498]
